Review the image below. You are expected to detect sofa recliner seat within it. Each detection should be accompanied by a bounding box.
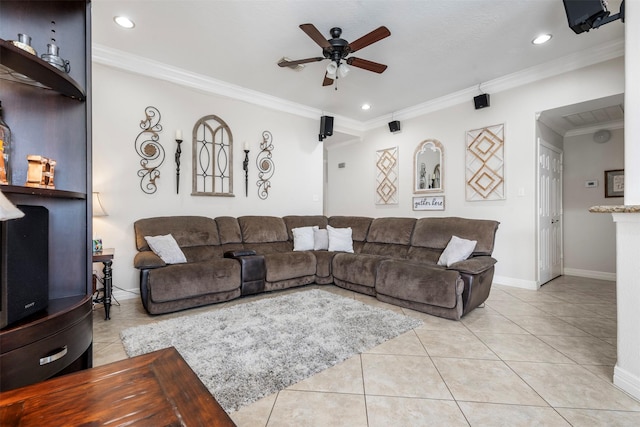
[133,215,499,320]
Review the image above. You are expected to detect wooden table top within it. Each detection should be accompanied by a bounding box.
[0,347,236,426]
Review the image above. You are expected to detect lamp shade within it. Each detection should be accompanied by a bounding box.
[0,189,24,221]
[326,61,337,79]
[338,63,350,78]
[92,192,108,216]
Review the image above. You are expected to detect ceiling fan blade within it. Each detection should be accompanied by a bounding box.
[322,72,334,86]
[278,57,325,67]
[300,23,332,49]
[346,57,388,74]
[348,26,391,53]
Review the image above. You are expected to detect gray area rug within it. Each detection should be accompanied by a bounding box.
[120,289,422,412]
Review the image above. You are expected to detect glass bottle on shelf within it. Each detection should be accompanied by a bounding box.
[0,100,12,185]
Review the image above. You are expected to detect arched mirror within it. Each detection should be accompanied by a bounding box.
[414,139,443,194]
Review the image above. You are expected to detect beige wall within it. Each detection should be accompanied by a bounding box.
[326,58,624,288]
[563,128,623,278]
[92,64,324,296]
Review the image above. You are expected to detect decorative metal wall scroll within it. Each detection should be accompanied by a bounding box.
[375,146,398,205]
[135,106,164,194]
[465,123,505,201]
[192,115,234,196]
[256,130,274,200]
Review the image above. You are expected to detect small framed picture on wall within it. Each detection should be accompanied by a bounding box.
[605,169,624,198]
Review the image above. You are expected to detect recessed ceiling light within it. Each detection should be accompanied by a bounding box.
[361,104,371,110]
[114,16,135,29]
[532,34,552,45]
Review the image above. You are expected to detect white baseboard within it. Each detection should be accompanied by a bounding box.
[111,288,139,301]
[614,365,640,402]
[563,268,616,282]
[492,275,539,290]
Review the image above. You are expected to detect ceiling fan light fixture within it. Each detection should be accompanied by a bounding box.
[326,61,338,77]
[338,63,350,79]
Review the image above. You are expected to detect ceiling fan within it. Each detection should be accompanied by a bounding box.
[278,23,390,86]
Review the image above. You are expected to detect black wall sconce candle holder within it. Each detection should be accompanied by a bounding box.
[175,137,183,194]
[243,147,249,197]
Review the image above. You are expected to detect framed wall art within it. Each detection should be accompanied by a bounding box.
[412,195,445,211]
[375,146,398,205]
[605,169,624,198]
[465,123,505,201]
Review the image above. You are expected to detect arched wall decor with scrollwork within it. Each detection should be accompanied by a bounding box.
[135,106,164,194]
[256,130,274,200]
[191,115,234,197]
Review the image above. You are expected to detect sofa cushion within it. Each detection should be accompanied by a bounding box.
[215,216,243,244]
[367,217,416,245]
[411,217,499,255]
[362,242,410,258]
[239,216,289,243]
[283,215,328,240]
[332,252,387,288]
[313,250,334,278]
[144,234,187,264]
[147,259,240,303]
[328,216,372,242]
[135,216,220,251]
[376,260,462,309]
[263,251,317,282]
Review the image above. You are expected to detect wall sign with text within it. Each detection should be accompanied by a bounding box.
[413,196,445,211]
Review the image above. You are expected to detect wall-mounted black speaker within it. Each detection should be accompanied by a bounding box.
[0,205,49,328]
[320,115,334,136]
[563,0,610,34]
[388,120,401,133]
[473,94,490,110]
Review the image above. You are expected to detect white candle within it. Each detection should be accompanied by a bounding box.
[244,141,249,151]
[175,129,182,140]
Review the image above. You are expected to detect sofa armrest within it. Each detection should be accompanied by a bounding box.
[447,256,497,275]
[134,251,166,269]
[224,249,257,258]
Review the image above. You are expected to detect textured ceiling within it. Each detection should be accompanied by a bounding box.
[91,0,625,124]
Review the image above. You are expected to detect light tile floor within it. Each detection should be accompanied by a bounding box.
[92,276,640,426]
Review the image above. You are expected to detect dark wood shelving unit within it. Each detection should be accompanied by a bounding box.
[1,184,86,200]
[0,0,93,393]
[0,39,86,101]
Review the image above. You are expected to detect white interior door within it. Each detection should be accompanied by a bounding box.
[538,140,563,285]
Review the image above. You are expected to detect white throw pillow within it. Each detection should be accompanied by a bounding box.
[437,235,477,267]
[313,228,329,250]
[327,225,354,253]
[292,226,318,251]
[145,234,187,264]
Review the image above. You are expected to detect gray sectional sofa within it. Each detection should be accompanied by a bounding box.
[133,215,499,320]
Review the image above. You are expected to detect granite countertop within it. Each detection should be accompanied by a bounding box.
[589,205,640,213]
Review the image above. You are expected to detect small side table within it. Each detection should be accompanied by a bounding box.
[92,248,114,320]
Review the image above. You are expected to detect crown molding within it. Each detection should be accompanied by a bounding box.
[363,39,625,130]
[92,44,364,131]
[93,39,624,134]
[564,119,624,138]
